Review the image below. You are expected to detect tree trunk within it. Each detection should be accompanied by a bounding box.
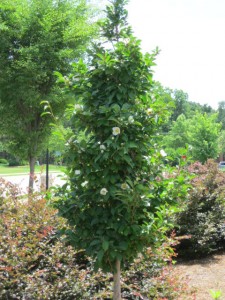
[29,156,36,194]
[113,259,121,300]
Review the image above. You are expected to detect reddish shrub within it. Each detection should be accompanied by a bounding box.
[0,179,191,299]
[175,159,225,258]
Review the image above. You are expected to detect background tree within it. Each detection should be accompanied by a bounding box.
[53,1,188,299]
[152,82,174,133]
[217,101,225,130]
[163,112,220,164]
[188,112,220,163]
[156,86,214,135]
[0,0,96,191]
[170,89,189,121]
[201,103,214,114]
[217,130,225,161]
[162,114,190,159]
[169,88,214,122]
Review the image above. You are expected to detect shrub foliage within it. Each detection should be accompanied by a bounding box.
[0,178,190,299]
[175,159,225,258]
[0,158,8,165]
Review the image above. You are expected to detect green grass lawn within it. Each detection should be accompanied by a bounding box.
[0,164,64,175]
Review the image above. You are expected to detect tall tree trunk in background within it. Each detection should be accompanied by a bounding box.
[113,259,121,300]
[29,156,36,194]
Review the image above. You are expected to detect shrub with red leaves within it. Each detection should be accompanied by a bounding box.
[175,159,225,258]
[0,178,191,299]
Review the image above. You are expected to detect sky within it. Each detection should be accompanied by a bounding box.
[126,0,225,109]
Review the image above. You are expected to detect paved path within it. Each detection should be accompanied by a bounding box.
[0,172,66,193]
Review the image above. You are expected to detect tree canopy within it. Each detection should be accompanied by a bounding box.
[0,0,97,190]
[163,112,221,163]
[217,101,225,130]
[189,112,220,163]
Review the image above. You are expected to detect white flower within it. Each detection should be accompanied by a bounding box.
[123,38,130,44]
[112,127,121,136]
[100,144,106,151]
[160,149,167,157]
[146,108,153,115]
[64,76,72,86]
[81,181,88,187]
[151,95,156,101]
[100,188,108,195]
[121,183,129,190]
[74,104,83,112]
[75,170,81,175]
[128,116,134,124]
[72,76,80,82]
[65,137,73,146]
[74,104,82,110]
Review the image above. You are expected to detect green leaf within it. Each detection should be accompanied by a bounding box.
[109,175,116,184]
[97,250,104,262]
[128,91,134,99]
[123,155,134,167]
[127,141,138,148]
[111,104,121,112]
[122,103,131,110]
[102,240,109,251]
[118,241,128,250]
[90,239,100,246]
[41,112,51,117]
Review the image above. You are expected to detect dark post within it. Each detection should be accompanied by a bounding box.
[46,148,49,190]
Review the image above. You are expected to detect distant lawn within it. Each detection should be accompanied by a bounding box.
[0,164,64,175]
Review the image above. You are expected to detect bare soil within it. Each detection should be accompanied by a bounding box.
[174,252,225,299]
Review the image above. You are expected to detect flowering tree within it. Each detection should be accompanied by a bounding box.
[54,0,183,298]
